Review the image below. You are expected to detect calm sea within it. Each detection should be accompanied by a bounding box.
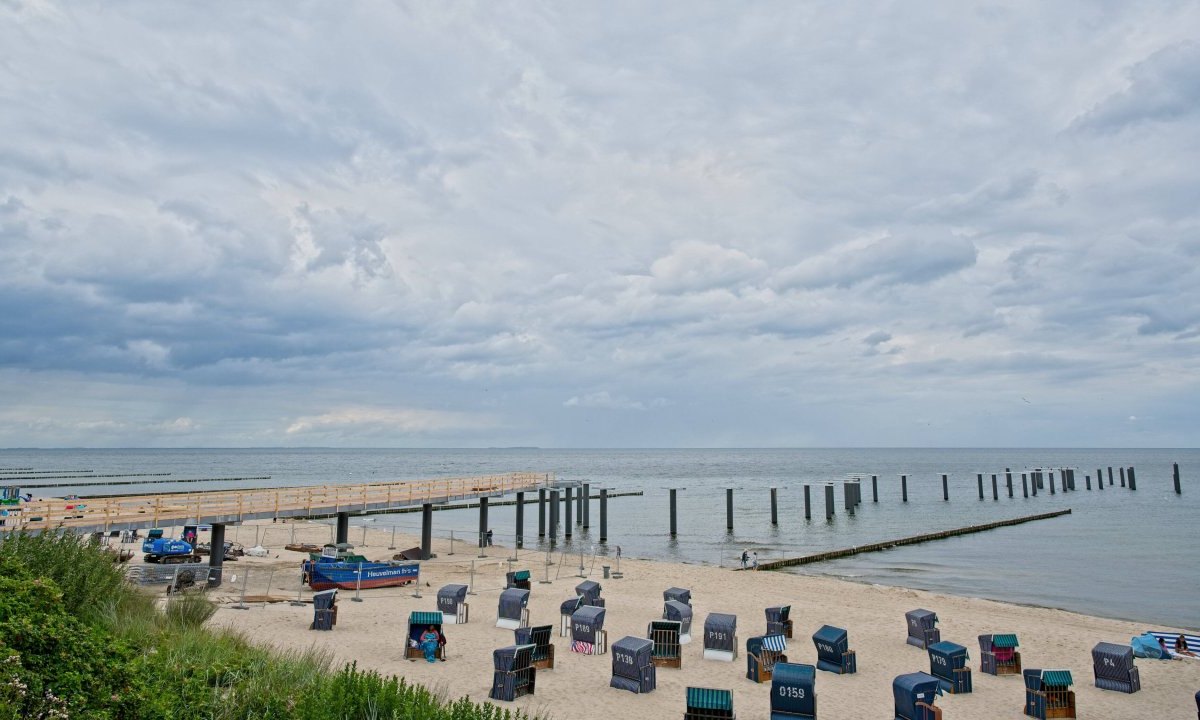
[2,448,1196,629]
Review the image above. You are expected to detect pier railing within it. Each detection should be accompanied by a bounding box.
[8,472,552,533]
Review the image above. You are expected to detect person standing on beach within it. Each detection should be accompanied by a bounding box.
[740,550,748,569]
[752,551,758,570]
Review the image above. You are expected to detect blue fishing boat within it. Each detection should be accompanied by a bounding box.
[303,556,420,590]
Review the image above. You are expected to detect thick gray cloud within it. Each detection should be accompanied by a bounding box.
[0,0,1197,448]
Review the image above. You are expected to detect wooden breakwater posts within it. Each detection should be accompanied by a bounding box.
[755,509,1073,571]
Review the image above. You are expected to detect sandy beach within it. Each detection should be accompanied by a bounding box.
[153,520,1200,720]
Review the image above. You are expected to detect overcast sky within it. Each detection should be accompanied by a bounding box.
[1,1,1198,448]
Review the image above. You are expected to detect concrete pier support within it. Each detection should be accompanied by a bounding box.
[770,487,779,525]
[564,486,573,538]
[1107,466,1114,486]
[1127,467,1137,491]
[844,482,855,515]
[515,492,524,549]
[726,488,734,533]
[421,503,433,559]
[538,488,546,537]
[549,489,559,545]
[1097,469,1104,491]
[599,488,609,542]
[478,496,489,548]
[824,484,835,520]
[669,489,678,537]
[942,474,949,501]
[582,483,590,529]
[1006,470,1014,498]
[871,475,878,502]
[1174,463,1182,495]
[576,484,584,525]
[335,512,349,544]
[208,522,225,587]
[977,473,984,500]
[804,485,812,520]
[1022,473,1029,498]
[1049,471,1056,495]
[901,475,908,502]
[992,474,999,501]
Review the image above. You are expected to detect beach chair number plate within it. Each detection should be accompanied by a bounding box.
[615,652,634,665]
[576,623,591,634]
[931,655,947,667]
[708,631,728,642]
[1101,657,1116,667]
[777,686,806,699]
[817,642,834,654]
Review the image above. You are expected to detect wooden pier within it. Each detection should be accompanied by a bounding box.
[4,472,552,534]
[754,509,1072,570]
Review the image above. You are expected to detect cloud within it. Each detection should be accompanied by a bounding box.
[285,407,490,436]
[563,391,666,411]
[1072,41,1200,133]
[774,234,978,290]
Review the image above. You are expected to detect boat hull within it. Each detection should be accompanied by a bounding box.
[304,561,419,591]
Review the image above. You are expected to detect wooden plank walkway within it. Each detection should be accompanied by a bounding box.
[754,509,1072,570]
[3,472,552,534]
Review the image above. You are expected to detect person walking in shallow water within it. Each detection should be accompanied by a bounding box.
[752,551,758,570]
[740,550,749,569]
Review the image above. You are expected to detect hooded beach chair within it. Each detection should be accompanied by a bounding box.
[404,611,445,662]
[927,641,972,694]
[703,613,738,662]
[770,662,816,720]
[560,595,584,635]
[665,587,692,606]
[515,624,555,669]
[310,588,337,631]
[892,672,943,720]
[576,580,603,606]
[610,635,656,694]
[978,634,1020,675]
[812,624,856,674]
[684,687,735,720]
[1091,642,1140,693]
[496,588,530,630]
[490,644,536,701]
[1023,669,1075,719]
[506,569,532,590]
[437,584,469,624]
[665,599,694,643]
[649,619,683,668]
[905,609,941,649]
[766,605,793,638]
[746,633,788,683]
[570,605,608,655]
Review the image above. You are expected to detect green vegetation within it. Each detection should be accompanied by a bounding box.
[0,532,534,720]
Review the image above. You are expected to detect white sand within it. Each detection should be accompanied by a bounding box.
[172,521,1198,720]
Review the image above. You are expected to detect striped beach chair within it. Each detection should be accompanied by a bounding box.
[684,687,735,720]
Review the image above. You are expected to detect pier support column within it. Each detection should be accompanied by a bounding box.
[599,488,608,543]
[537,489,546,537]
[726,488,734,533]
[1127,466,1137,491]
[844,482,855,515]
[1006,470,1014,498]
[770,487,778,525]
[1085,475,1092,491]
[871,475,878,502]
[564,486,573,538]
[549,489,559,546]
[942,474,949,501]
[804,485,812,520]
[977,473,984,500]
[335,512,349,544]
[1174,463,1182,494]
[420,503,433,559]
[901,475,908,502]
[1107,466,1113,486]
[992,474,999,501]
[1031,472,1038,496]
[1119,467,1125,487]
[582,483,590,529]
[207,523,225,587]
[824,484,835,520]
[576,484,584,525]
[515,492,524,549]
[1022,473,1029,498]
[478,496,489,549]
[1049,471,1057,495]
[669,489,678,537]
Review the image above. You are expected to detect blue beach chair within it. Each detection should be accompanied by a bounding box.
[812,625,856,674]
[770,662,816,720]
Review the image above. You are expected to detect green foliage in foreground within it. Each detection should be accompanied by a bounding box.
[0,532,535,720]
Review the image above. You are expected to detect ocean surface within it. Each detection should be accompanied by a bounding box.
[2,447,1196,629]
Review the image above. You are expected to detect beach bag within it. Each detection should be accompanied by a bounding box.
[1131,633,1164,659]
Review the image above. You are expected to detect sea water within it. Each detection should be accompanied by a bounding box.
[2,447,1196,629]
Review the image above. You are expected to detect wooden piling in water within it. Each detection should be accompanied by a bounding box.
[804,484,812,520]
[1085,474,1091,490]
[1107,466,1114,486]
[942,473,949,501]
[824,484,835,520]
[844,482,854,514]
[582,482,590,529]
[1006,470,1014,498]
[1022,473,1029,498]
[1119,467,1126,487]
[726,488,734,532]
[901,474,908,502]
[669,488,678,537]
[1127,466,1137,491]
[1097,468,1104,491]
[991,473,998,501]
[537,488,546,537]
[599,488,608,542]
[770,487,778,525]
[564,486,573,538]
[871,475,878,502]
[977,473,984,500]
[755,509,1073,570]
[1174,463,1182,494]
[549,489,559,545]
[1031,471,1038,496]
[1048,471,1056,495]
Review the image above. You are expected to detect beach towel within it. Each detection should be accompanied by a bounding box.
[571,640,595,655]
[1146,631,1200,659]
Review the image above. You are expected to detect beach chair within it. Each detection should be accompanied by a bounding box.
[611,636,656,694]
[506,569,532,590]
[684,687,735,720]
[570,605,608,655]
[649,619,683,668]
[704,613,738,662]
[310,588,337,631]
[978,634,1021,675]
[515,624,555,670]
[746,633,788,683]
[905,609,941,649]
[665,587,692,606]
[437,584,469,624]
[812,624,856,675]
[1195,689,1199,720]
[490,644,536,701]
[560,595,583,635]
[404,611,446,662]
[893,672,943,720]
[770,662,816,720]
[665,599,694,643]
[927,641,972,694]
[766,605,793,638]
[1091,642,1140,693]
[1023,669,1075,719]
[576,580,603,606]
[496,588,530,630]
